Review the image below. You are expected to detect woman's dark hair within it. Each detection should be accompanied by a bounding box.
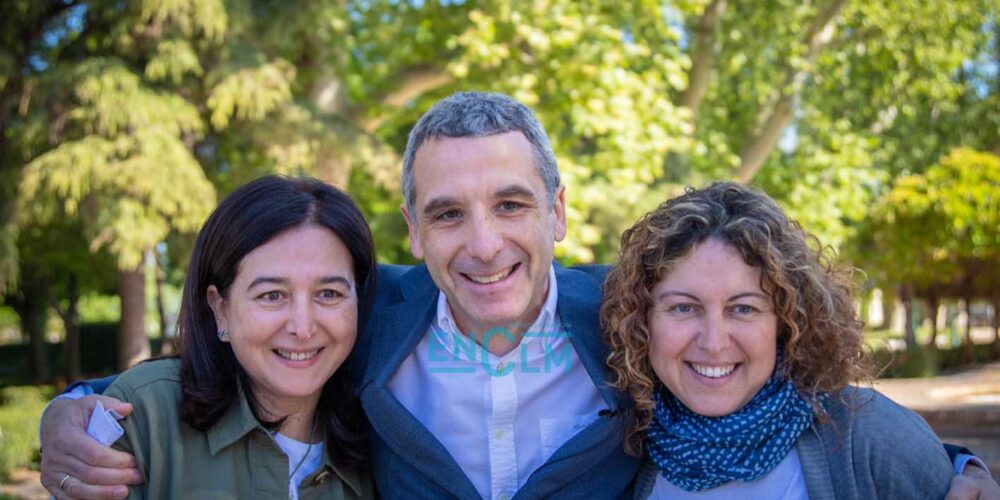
[177,175,375,469]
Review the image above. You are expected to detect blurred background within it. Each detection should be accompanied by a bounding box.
[1,0,999,495]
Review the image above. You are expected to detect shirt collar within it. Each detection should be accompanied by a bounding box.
[205,379,364,496]
[433,265,560,354]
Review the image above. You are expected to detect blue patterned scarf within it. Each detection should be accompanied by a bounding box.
[645,371,816,492]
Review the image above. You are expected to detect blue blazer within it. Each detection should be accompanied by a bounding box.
[354,263,640,499]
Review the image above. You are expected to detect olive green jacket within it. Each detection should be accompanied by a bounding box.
[106,358,374,500]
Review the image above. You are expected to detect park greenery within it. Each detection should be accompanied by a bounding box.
[1,0,999,381]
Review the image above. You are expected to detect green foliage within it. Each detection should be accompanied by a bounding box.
[2,0,999,366]
[0,385,54,480]
[145,40,203,83]
[207,58,295,130]
[19,129,215,269]
[869,148,1000,294]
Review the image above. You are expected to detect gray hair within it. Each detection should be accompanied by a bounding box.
[401,92,561,218]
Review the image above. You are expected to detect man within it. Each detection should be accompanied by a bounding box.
[38,92,998,499]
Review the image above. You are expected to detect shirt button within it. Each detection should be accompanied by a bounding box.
[494,428,506,439]
[314,470,331,484]
[499,494,510,500]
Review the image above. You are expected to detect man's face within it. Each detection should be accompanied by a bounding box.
[403,131,566,339]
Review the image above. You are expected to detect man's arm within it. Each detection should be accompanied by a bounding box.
[40,388,142,500]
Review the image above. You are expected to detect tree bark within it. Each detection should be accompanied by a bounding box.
[960,297,975,364]
[359,67,454,133]
[11,262,50,382]
[879,287,895,331]
[118,260,150,370]
[679,0,728,114]
[734,0,848,183]
[901,284,917,351]
[963,297,973,345]
[992,296,1000,356]
[152,250,170,354]
[55,272,82,380]
[924,296,939,350]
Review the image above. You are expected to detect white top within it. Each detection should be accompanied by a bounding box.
[273,432,325,500]
[387,266,607,500]
[649,448,810,500]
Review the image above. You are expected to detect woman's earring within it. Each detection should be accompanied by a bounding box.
[217,330,229,341]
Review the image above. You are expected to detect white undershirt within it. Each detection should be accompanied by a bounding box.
[387,266,608,500]
[273,432,325,500]
[649,448,810,499]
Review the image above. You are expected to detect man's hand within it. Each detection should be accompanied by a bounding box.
[945,463,1000,500]
[40,395,143,499]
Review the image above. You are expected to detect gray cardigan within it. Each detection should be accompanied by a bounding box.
[634,387,954,499]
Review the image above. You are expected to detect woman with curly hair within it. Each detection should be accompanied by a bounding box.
[602,182,953,498]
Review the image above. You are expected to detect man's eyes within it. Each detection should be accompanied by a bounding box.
[498,200,524,212]
[434,209,462,221]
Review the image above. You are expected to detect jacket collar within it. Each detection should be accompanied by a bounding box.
[552,264,622,409]
[206,381,364,496]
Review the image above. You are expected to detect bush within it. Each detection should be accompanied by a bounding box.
[0,385,54,481]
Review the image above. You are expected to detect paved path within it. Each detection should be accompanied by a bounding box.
[875,362,1000,478]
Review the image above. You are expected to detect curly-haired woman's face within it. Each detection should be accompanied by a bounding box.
[647,238,778,417]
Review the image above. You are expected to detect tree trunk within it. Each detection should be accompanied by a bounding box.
[963,297,973,345]
[679,0,728,114]
[734,0,848,183]
[901,284,917,351]
[53,272,82,380]
[992,296,1000,356]
[118,261,150,370]
[879,287,895,331]
[924,296,939,350]
[12,264,50,382]
[152,250,170,355]
[22,294,49,383]
[67,273,81,379]
[961,297,975,364]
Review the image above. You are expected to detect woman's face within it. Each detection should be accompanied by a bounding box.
[647,238,778,417]
[207,224,358,414]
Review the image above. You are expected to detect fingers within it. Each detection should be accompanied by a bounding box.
[41,445,143,499]
[46,401,138,469]
[944,476,976,500]
[89,395,133,418]
[57,452,143,483]
[945,475,983,500]
[955,462,1000,500]
[39,395,142,499]
[49,473,131,500]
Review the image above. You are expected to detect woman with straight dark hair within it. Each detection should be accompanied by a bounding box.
[105,176,376,499]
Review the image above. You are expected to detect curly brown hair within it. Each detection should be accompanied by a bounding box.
[602,182,872,455]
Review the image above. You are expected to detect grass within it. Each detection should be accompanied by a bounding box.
[0,385,55,482]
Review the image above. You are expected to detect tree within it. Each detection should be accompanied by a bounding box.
[869,148,1000,349]
[14,3,220,369]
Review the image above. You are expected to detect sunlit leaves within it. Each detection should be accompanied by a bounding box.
[207,58,295,130]
[19,129,215,269]
[138,0,227,41]
[145,40,203,83]
[70,59,203,137]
